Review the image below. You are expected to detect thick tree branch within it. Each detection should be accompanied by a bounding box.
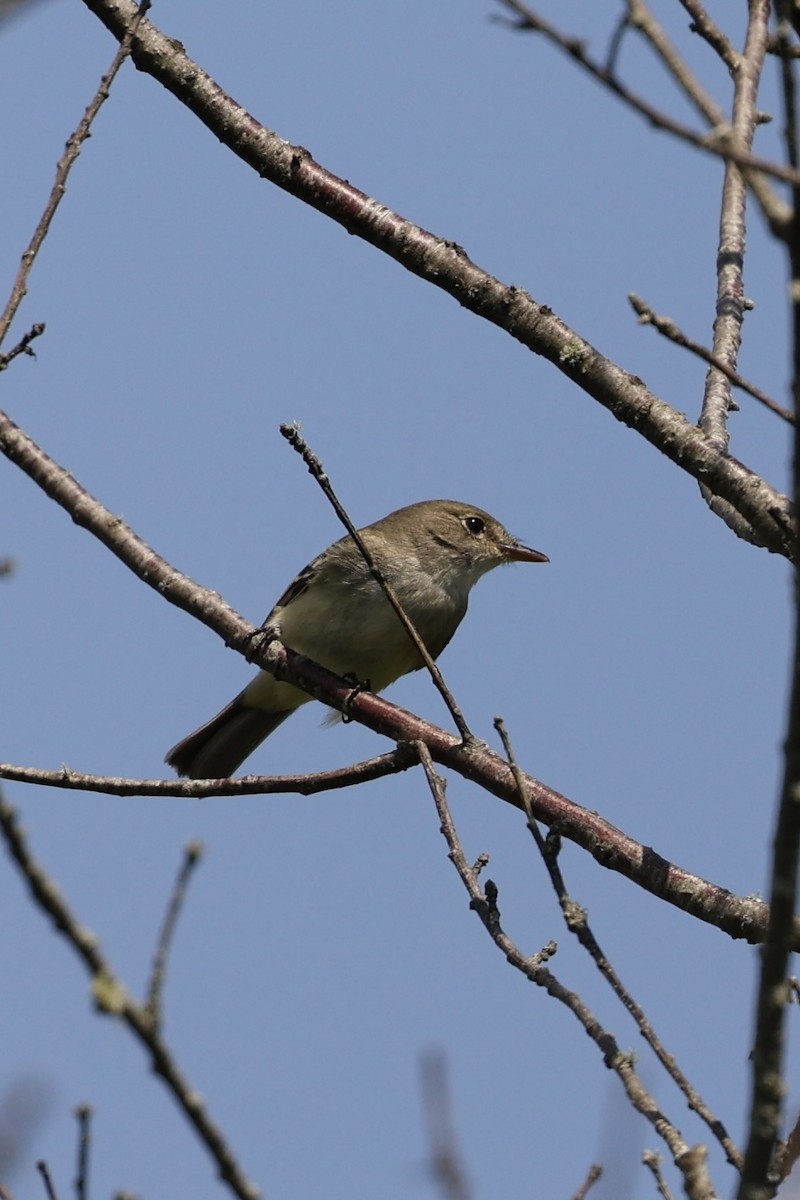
[74,0,794,559]
[0,407,790,945]
[739,7,800,1196]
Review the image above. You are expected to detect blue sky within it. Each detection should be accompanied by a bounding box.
[0,3,792,1198]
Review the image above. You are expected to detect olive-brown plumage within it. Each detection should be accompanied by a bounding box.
[166,500,547,778]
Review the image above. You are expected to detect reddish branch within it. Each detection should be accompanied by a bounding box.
[74,0,794,560]
[0,407,789,948]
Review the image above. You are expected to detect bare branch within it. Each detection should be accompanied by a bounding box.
[700,1,770,454]
[0,751,416,796]
[569,1163,603,1200]
[491,0,798,197]
[695,2,772,546]
[145,842,204,1025]
[72,1105,91,1200]
[0,3,150,351]
[643,1150,676,1200]
[72,2,795,558]
[0,411,789,942]
[628,0,787,233]
[678,1143,717,1200]
[494,719,742,1170]
[0,322,45,372]
[415,743,714,1198]
[0,793,261,1200]
[35,1162,58,1200]
[629,293,793,424]
[678,0,740,70]
[627,0,728,124]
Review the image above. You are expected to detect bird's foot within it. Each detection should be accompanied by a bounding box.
[341,673,372,723]
[242,623,281,663]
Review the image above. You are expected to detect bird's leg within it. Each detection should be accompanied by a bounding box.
[242,622,281,663]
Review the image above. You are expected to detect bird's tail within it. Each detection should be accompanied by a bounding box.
[166,692,293,779]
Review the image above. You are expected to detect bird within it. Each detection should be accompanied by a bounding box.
[166,499,548,778]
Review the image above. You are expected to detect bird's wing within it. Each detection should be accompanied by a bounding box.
[264,558,317,622]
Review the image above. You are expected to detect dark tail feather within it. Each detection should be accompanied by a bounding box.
[166,694,292,778]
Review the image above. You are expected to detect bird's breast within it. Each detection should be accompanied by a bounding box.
[273,567,465,691]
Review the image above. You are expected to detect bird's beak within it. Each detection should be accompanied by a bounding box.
[502,541,550,564]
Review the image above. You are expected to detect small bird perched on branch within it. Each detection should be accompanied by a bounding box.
[166,499,548,778]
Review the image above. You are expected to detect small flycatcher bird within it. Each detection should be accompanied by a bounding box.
[166,499,548,778]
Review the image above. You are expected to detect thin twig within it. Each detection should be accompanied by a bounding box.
[605,10,630,75]
[569,1163,603,1200]
[420,1052,472,1200]
[0,3,150,350]
[626,0,787,234]
[0,750,416,796]
[627,0,729,122]
[0,323,46,372]
[493,719,743,1170]
[72,1105,91,1200]
[146,842,204,1025]
[629,294,793,424]
[643,1150,676,1200]
[678,0,740,70]
[414,743,717,1197]
[279,423,473,742]
[0,794,261,1200]
[35,1162,58,1200]
[491,0,799,194]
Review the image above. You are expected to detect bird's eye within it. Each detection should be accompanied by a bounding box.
[463,516,486,536]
